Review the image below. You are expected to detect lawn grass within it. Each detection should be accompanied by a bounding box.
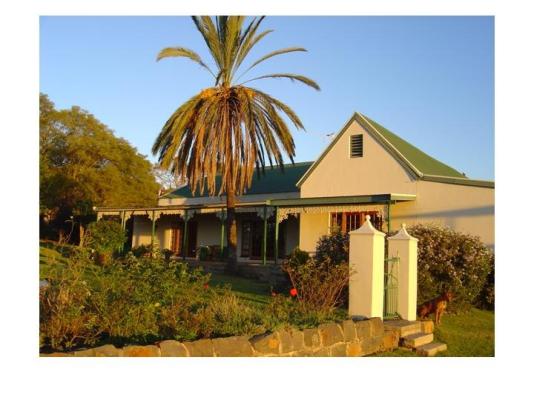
[374,308,494,357]
[207,272,272,307]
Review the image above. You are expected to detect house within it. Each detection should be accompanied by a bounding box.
[95,112,494,263]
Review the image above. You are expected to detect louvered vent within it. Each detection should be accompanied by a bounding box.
[350,134,363,157]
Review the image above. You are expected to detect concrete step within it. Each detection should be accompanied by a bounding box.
[401,332,434,348]
[384,320,422,338]
[415,342,447,357]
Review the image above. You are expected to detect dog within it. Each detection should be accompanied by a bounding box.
[417,291,453,325]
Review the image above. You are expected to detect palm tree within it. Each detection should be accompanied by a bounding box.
[152,16,319,273]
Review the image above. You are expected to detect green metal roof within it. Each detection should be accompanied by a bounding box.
[162,162,313,199]
[297,112,494,189]
[357,113,465,178]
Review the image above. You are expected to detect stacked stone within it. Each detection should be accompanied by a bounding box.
[42,317,400,357]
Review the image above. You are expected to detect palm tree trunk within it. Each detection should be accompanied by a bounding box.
[225,188,238,274]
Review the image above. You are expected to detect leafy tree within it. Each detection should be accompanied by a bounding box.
[152,16,319,273]
[40,93,159,242]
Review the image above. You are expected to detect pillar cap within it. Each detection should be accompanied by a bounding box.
[349,215,386,237]
[388,223,418,241]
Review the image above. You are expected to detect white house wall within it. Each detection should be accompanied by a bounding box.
[393,180,495,247]
[132,216,152,247]
[300,119,417,198]
[299,213,330,253]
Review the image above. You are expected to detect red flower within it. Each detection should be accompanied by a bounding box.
[289,288,298,297]
[271,291,277,297]
[204,283,209,289]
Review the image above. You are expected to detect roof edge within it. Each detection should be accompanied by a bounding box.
[355,112,424,179]
[296,113,360,187]
[420,175,494,188]
[296,112,427,188]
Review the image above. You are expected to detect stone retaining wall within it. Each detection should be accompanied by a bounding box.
[42,318,399,357]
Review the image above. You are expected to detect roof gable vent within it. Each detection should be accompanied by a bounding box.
[350,134,363,158]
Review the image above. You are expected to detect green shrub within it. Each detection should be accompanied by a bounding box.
[40,250,348,352]
[131,244,153,258]
[314,231,349,267]
[282,258,350,314]
[85,220,126,264]
[39,253,101,351]
[407,224,493,312]
[286,247,310,269]
[476,253,495,310]
[197,289,266,338]
[265,295,347,330]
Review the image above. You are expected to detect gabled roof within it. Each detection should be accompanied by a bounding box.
[161,162,313,199]
[297,112,494,189]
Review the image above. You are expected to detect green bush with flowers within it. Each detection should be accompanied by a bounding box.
[40,248,345,352]
[406,224,493,312]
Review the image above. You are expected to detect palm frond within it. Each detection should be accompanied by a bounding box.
[153,17,319,197]
[238,47,307,80]
[156,47,215,77]
[241,73,321,91]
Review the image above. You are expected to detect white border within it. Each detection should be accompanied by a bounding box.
[1,1,532,399]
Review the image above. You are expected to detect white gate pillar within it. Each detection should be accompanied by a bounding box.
[349,215,385,319]
[387,224,418,321]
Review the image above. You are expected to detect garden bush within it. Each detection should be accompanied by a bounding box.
[286,247,310,269]
[281,236,351,314]
[476,253,495,310]
[40,253,211,350]
[131,244,154,258]
[407,224,493,312]
[314,231,349,267]
[282,257,350,314]
[40,246,349,352]
[39,252,102,350]
[41,250,347,352]
[85,219,126,264]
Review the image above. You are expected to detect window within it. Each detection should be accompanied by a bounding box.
[330,211,382,233]
[350,134,363,157]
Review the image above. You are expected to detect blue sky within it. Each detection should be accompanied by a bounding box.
[40,16,494,180]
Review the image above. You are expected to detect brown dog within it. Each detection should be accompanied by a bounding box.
[417,291,453,325]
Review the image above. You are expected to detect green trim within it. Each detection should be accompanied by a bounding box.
[296,111,489,188]
[262,206,268,266]
[355,113,424,179]
[358,113,468,178]
[268,194,415,207]
[274,207,279,267]
[182,210,188,260]
[420,175,494,188]
[220,210,225,259]
[150,211,156,249]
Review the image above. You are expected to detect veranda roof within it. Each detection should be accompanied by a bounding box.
[267,193,416,207]
[161,161,313,199]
